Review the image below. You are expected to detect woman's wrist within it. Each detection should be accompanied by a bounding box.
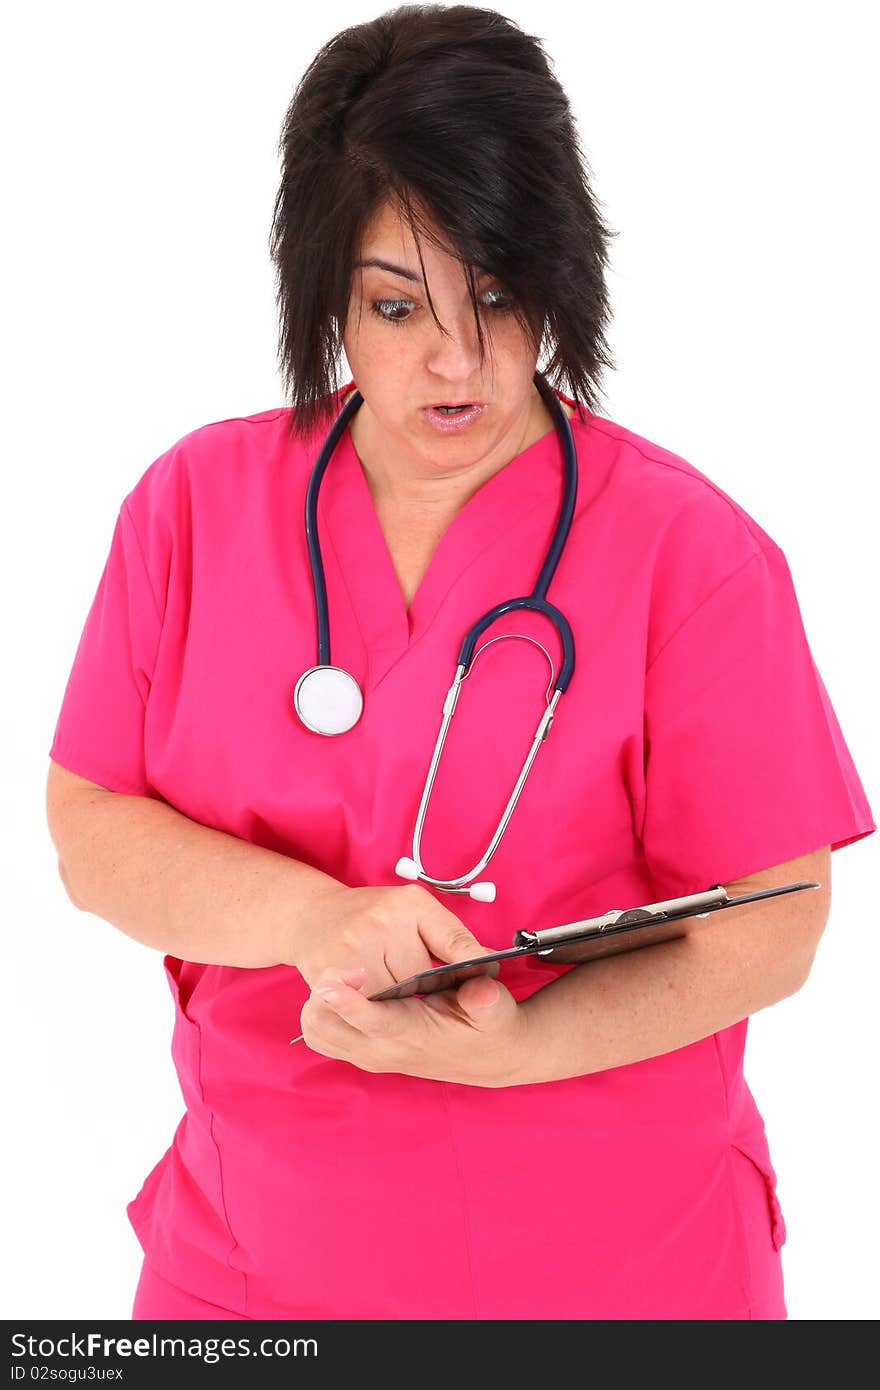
[493,992,537,1087]
[274,867,351,968]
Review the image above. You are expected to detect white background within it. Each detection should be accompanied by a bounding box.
[3,0,877,1321]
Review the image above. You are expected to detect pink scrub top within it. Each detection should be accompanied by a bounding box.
[49,383,876,1320]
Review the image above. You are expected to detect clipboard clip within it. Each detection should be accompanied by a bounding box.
[514,886,730,950]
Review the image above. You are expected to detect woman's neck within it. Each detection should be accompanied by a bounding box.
[348,386,572,516]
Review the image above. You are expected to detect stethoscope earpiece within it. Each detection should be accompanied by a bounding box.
[394,856,421,881]
[295,372,578,902]
[395,856,497,902]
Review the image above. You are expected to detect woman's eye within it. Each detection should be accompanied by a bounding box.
[370,287,514,327]
[481,287,514,311]
[371,298,414,325]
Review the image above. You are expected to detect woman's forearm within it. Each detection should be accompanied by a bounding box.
[49,787,346,968]
[509,897,818,1085]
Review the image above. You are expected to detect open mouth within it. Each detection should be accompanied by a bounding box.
[422,402,486,430]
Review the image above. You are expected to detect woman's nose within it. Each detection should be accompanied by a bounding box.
[425,308,483,378]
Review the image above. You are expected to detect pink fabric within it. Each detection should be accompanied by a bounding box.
[50,384,875,1319]
[132,1258,247,1320]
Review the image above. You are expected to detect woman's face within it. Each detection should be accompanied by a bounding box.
[341,199,545,483]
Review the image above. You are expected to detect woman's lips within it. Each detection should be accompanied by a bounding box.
[421,403,486,433]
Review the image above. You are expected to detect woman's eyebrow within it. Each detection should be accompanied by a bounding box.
[353,257,491,284]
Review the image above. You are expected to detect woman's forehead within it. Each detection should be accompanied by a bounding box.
[357,199,463,272]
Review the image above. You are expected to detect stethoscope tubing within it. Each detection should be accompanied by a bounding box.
[298,369,579,898]
[303,384,365,669]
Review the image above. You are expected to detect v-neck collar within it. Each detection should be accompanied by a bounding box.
[317,386,581,689]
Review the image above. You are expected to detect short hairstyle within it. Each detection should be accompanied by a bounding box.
[268,3,618,442]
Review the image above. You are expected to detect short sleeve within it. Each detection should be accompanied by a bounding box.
[49,501,162,796]
[641,542,876,897]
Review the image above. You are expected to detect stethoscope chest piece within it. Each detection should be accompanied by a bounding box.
[294,665,363,735]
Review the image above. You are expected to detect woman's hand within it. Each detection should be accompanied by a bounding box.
[297,965,527,1088]
[289,882,491,998]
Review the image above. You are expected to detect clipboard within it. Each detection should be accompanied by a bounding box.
[367,879,820,1000]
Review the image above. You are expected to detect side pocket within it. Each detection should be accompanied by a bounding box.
[162,954,203,1110]
[163,953,205,1015]
[164,953,184,999]
[159,954,249,1314]
[731,1143,787,1252]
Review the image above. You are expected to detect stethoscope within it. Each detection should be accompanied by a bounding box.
[293,369,578,903]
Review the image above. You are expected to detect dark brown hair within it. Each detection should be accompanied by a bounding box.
[268,3,618,440]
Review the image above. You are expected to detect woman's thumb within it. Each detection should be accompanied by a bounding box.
[457,974,502,1011]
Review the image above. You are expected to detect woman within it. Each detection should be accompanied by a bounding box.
[46,5,874,1320]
